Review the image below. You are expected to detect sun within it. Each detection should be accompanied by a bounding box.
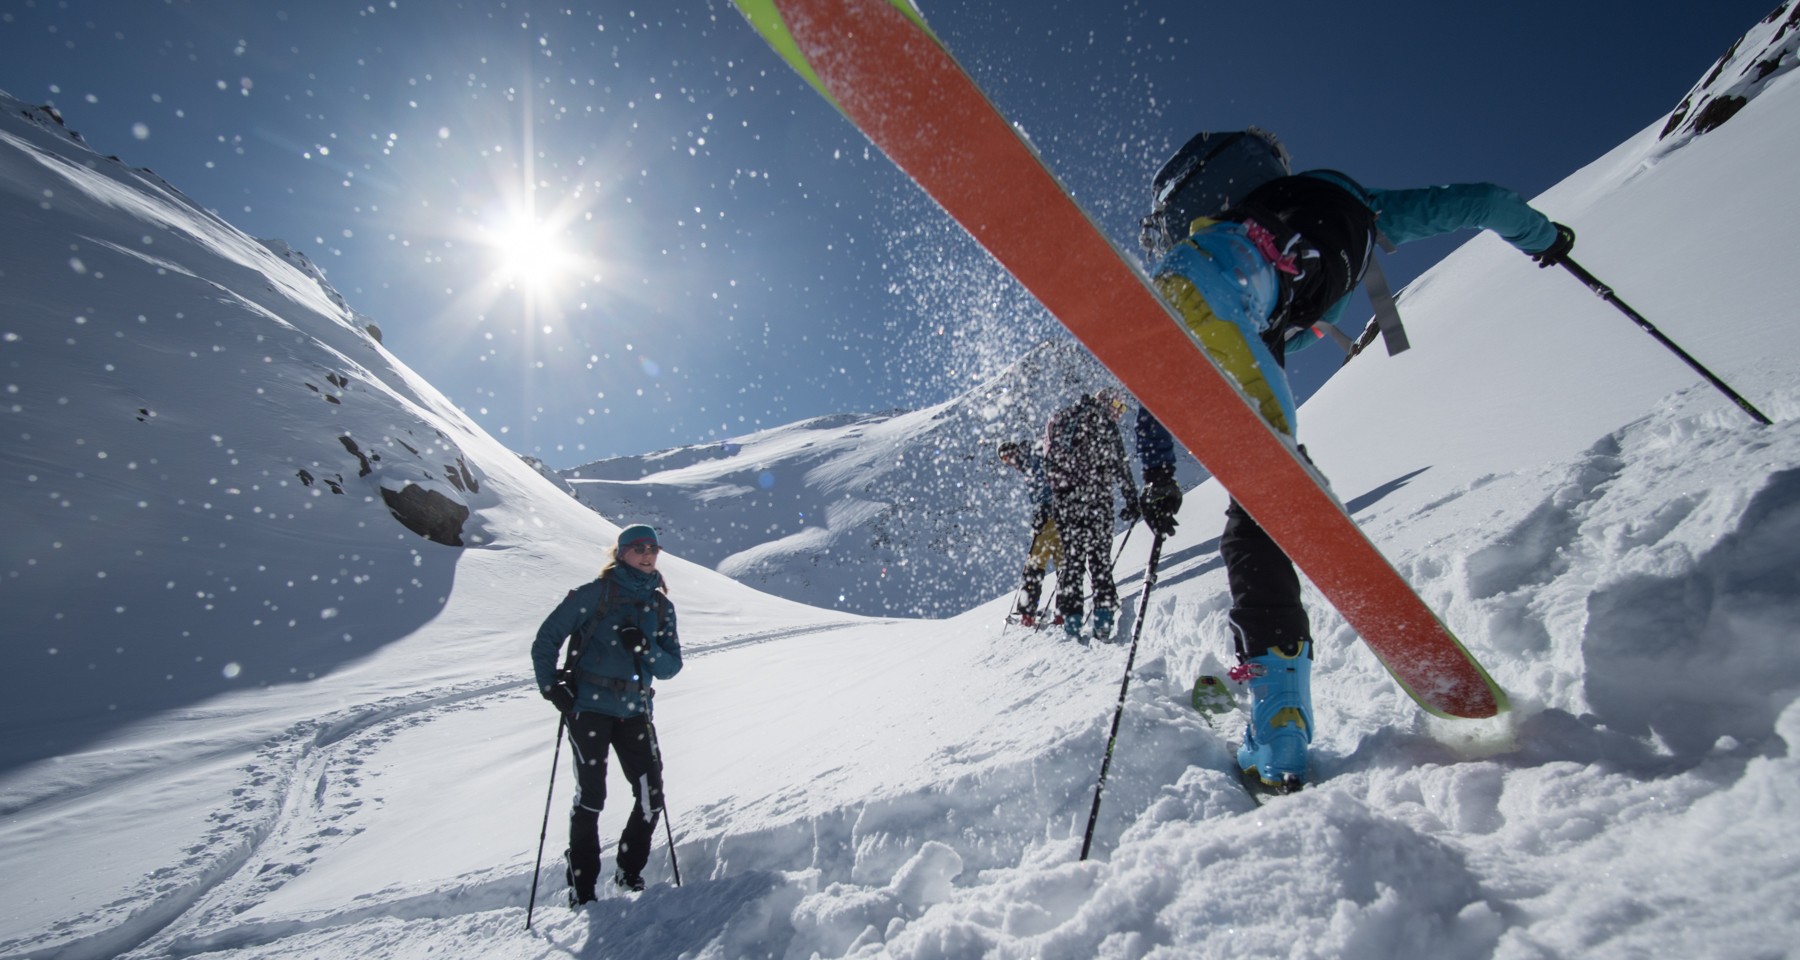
[488,208,581,297]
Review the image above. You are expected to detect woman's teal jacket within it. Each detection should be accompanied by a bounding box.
[532,565,682,718]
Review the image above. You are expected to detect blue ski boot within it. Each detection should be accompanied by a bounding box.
[1235,641,1313,790]
[1092,607,1116,642]
[1062,612,1084,642]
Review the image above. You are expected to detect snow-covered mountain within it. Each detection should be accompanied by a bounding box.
[0,90,837,774]
[3,8,1800,959]
[556,340,1206,617]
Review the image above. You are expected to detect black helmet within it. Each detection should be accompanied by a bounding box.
[1141,127,1292,260]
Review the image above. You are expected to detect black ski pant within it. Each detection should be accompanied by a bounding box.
[1221,497,1312,660]
[566,710,664,895]
[1052,487,1117,618]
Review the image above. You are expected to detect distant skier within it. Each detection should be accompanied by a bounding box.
[532,524,684,902]
[1043,389,1140,641]
[998,439,1062,627]
[1138,127,1574,790]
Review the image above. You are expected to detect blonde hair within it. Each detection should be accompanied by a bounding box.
[599,547,671,595]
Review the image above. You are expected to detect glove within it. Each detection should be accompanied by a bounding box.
[1531,222,1575,269]
[1141,472,1183,537]
[618,624,650,656]
[1118,490,1141,525]
[543,678,577,715]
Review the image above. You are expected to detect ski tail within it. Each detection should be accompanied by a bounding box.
[733,0,937,107]
[1191,674,1236,722]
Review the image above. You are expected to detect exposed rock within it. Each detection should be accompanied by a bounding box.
[1690,94,1749,134]
[339,436,372,477]
[1660,5,1799,143]
[380,484,469,547]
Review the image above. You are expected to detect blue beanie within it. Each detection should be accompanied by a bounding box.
[617,524,659,551]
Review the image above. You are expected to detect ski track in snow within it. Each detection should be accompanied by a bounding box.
[1,619,882,960]
[5,680,511,960]
[122,693,530,959]
[690,619,898,658]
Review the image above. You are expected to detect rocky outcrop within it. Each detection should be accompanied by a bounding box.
[1661,4,1799,143]
[380,484,471,547]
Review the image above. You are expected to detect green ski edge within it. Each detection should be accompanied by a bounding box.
[733,0,938,110]
[1191,674,1236,721]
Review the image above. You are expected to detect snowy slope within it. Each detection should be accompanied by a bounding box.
[3,10,1800,960]
[556,341,1207,618]
[0,92,616,768]
[0,86,854,954]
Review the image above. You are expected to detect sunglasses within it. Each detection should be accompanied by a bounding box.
[625,542,661,555]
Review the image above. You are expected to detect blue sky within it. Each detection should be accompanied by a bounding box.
[1,0,1777,466]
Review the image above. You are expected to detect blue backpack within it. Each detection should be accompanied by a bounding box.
[1139,129,1291,260]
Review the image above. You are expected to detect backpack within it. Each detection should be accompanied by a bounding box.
[1043,394,1127,496]
[558,576,673,681]
[1139,129,1291,260]
[1142,131,1411,357]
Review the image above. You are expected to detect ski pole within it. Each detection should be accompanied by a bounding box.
[1079,532,1165,862]
[1559,257,1771,425]
[645,706,684,887]
[662,799,684,887]
[525,713,566,931]
[1111,521,1134,566]
[1077,522,1141,614]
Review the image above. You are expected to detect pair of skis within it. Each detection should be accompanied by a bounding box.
[1006,612,1130,645]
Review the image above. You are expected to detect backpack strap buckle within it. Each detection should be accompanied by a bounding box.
[1242,220,1301,277]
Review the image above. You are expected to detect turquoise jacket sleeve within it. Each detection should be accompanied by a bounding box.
[1292,177,1559,348]
[1366,183,1558,253]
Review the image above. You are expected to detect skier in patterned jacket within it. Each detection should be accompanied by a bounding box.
[1043,389,1140,642]
[1138,128,1574,791]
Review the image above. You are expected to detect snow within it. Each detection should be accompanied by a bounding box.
[4,15,1800,960]
[555,346,1207,619]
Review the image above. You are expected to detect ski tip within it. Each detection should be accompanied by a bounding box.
[1413,679,1512,721]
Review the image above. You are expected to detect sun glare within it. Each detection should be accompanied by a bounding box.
[490,211,579,295]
